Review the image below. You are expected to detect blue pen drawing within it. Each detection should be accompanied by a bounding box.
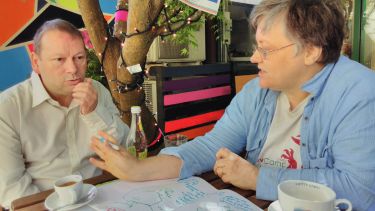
[90,177,262,211]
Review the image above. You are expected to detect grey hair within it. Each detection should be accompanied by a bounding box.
[250,0,301,51]
[250,0,345,64]
[33,19,84,55]
[250,0,289,34]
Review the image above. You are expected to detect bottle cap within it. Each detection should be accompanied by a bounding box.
[131,106,141,113]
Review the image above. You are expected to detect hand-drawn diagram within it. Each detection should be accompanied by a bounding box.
[90,177,262,211]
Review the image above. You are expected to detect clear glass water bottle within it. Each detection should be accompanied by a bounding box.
[125,106,148,159]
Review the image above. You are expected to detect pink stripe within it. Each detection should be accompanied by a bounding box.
[115,10,128,22]
[164,86,231,106]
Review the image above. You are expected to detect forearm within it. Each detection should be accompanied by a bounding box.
[82,81,129,142]
[0,173,40,209]
[132,155,182,181]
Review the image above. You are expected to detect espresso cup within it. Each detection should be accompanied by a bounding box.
[278,180,352,211]
[54,175,83,206]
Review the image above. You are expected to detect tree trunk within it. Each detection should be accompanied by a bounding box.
[77,0,163,144]
[77,0,204,146]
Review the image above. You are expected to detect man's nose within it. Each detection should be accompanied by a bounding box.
[65,58,78,74]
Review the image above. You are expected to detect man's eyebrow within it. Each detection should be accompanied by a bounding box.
[74,52,86,56]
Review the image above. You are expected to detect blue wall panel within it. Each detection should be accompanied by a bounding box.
[0,47,32,91]
[99,0,117,14]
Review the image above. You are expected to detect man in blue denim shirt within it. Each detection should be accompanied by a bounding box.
[90,0,375,210]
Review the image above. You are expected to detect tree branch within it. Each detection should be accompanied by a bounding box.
[77,0,122,103]
[156,10,203,36]
[158,8,182,25]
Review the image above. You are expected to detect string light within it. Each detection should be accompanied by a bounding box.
[94,5,202,149]
[93,5,166,149]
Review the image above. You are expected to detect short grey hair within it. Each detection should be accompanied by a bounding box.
[250,0,289,35]
[33,19,84,55]
[250,0,300,54]
[250,0,345,64]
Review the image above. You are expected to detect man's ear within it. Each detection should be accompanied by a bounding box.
[31,52,40,74]
[304,45,322,65]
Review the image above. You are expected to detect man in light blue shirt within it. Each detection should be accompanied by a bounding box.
[90,0,375,210]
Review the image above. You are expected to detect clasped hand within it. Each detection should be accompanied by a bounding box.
[72,78,98,115]
[213,148,259,190]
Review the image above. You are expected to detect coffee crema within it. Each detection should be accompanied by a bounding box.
[58,181,76,187]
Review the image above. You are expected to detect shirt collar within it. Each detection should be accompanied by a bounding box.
[31,71,52,107]
[302,56,342,97]
[31,72,81,109]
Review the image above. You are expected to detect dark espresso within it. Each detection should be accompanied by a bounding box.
[58,181,76,187]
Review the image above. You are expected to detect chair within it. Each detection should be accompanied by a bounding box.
[148,63,234,140]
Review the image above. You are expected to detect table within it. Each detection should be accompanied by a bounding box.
[11,171,272,211]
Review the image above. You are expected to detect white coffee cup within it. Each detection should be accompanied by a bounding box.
[278,180,352,211]
[54,175,83,206]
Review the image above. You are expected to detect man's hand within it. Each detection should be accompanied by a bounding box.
[213,148,259,190]
[72,78,98,115]
[90,130,140,181]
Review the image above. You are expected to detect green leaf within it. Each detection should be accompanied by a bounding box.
[157,0,229,55]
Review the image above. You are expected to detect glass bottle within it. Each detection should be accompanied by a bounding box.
[125,106,148,159]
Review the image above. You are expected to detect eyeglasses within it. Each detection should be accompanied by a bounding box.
[254,43,295,60]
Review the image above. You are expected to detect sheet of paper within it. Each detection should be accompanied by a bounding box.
[88,176,262,211]
[230,0,261,5]
[179,0,222,15]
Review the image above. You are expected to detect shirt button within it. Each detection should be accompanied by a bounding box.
[304,116,309,120]
[302,143,306,147]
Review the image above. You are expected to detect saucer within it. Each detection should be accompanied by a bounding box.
[268,200,282,211]
[45,184,97,211]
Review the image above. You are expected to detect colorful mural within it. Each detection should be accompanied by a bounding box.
[0,0,117,91]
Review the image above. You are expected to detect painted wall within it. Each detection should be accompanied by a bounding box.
[0,0,117,91]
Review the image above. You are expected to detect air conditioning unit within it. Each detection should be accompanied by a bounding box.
[146,25,206,63]
[143,79,158,120]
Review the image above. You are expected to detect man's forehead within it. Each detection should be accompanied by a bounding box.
[38,30,85,54]
[40,30,82,43]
